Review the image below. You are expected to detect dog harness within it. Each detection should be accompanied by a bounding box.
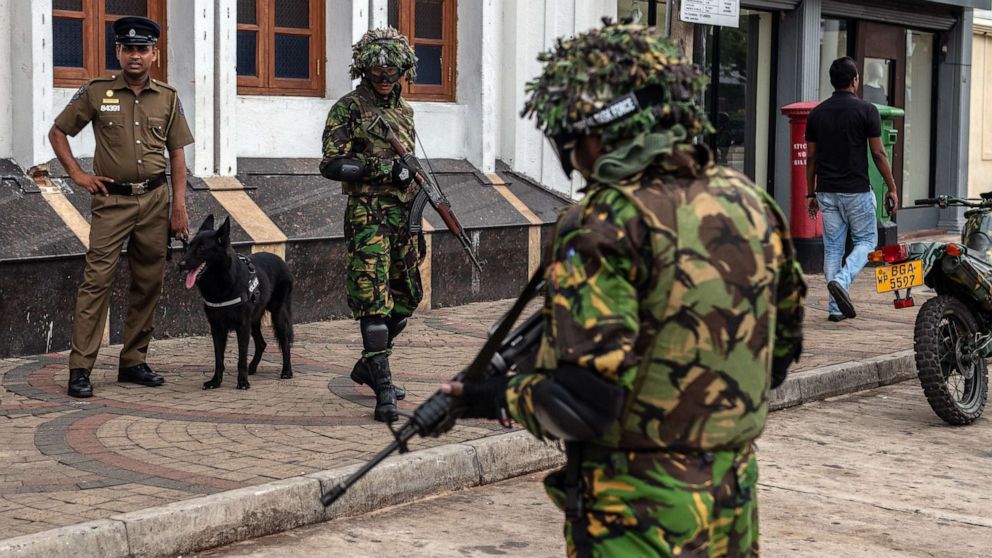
[202,255,260,308]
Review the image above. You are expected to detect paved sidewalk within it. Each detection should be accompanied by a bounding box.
[0,238,950,546]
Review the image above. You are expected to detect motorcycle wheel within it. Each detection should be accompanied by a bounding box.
[914,295,988,425]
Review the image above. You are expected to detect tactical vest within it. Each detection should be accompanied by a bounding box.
[544,164,786,452]
[344,83,416,201]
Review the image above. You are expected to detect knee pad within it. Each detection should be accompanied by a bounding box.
[387,316,408,343]
[360,316,389,354]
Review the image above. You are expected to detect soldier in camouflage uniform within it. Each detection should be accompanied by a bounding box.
[319,28,422,422]
[443,20,806,557]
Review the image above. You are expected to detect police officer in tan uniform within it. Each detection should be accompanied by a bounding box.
[49,16,194,398]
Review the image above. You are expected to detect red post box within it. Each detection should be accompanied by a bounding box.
[781,101,824,273]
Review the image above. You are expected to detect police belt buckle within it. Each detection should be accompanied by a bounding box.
[129,180,149,195]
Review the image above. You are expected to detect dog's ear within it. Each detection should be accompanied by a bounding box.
[198,214,215,233]
[217,216,231,245]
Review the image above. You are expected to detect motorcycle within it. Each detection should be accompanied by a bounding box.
[872,194,991,425]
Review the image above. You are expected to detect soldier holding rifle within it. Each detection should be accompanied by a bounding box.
[320,28,422,423]
[442,20,807,557]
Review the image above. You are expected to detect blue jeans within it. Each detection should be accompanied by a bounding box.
[817,191,877,316]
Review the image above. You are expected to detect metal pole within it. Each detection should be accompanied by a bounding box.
[648,0,658,27]
[664,0,673,38]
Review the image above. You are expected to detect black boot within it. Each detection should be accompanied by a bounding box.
[368,355,398,423]
[350,358,406,400]
[68,368,93,398]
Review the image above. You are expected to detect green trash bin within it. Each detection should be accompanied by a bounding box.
[870,103,904,245]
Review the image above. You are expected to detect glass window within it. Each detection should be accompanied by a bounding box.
[387,0,458,101]
[53,18,85,68]
[237,0,325,96]
[702,10,774,188]
[903,31,933,204]
[863,57,892,105]
[819,19,848,100]
[236,31,258,77]
[616,0,667,27]
[53,0,168,88]
[274,35,310,79]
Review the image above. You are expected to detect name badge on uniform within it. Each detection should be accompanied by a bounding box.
[102,98,119,104]
[100,104,121,112]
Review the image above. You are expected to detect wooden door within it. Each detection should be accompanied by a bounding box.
[855,21,906,205]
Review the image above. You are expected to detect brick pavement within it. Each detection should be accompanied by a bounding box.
[0,238,952,539]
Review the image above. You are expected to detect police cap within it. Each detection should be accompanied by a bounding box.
[113,16,160,46]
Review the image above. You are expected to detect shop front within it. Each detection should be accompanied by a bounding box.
[769,0,988,237]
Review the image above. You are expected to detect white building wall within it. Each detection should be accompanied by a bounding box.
[0,0,12,159]
[215,0,238,175]
[11,0,54,170]
[2,0,617,199]
[169,0,214,176]
[970,13,992,198]
[496,0,617,199]
[235,0,472,161]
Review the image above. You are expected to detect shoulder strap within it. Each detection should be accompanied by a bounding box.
[354,86,392,136]
[460,264,546,385]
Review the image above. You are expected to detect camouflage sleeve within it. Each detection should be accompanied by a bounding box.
[506,187,647,439]
[319,97,391,182]
[757,189,807,383]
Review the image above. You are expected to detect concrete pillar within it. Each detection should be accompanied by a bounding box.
[574,0,617,33]
[168,0,215,176]
[10,0,54,170]
[479,0,500,173]
[215,0,237,175]
[370,0,388,29]
[499,1,550,193]
[0,0,12,160]
[540,0,576,197]
[328,0,368,96]
[773,0,821,215]
[935,8,973,233]
[466,0,499,173]
[497,0,618,200]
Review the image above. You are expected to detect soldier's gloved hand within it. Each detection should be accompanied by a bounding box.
[391,159,416,188]
[440,375,510,420]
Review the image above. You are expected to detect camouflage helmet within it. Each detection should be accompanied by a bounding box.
[521,19,710,149]
[350,27,418,83]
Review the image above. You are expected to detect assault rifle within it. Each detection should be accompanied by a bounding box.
[320,270,543,507]
[362,100,485,272]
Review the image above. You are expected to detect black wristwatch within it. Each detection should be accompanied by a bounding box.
[806,193,817,199]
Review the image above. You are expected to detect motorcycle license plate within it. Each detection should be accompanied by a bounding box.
[875,260,923,293]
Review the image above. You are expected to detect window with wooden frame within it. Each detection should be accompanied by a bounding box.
[388,0,457,102]
[53,0,168,88]
[237,0,325,97]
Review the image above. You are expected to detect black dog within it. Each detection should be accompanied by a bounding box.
[178,215,294,390]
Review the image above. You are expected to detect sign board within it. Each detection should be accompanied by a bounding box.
[680,0,740,28]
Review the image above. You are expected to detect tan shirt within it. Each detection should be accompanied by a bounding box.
[55,74,194,183]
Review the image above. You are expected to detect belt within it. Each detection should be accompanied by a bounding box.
[102,174,167,196]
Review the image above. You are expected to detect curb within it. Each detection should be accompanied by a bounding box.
[0,351,919,558]
[769,350,916,411]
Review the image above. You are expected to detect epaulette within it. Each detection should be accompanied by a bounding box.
[87,76,116,84]
[152,79,178,92]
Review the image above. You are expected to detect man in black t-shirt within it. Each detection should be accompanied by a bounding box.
[805,56,899,322]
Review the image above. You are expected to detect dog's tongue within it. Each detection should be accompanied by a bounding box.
[185,267,199,290]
